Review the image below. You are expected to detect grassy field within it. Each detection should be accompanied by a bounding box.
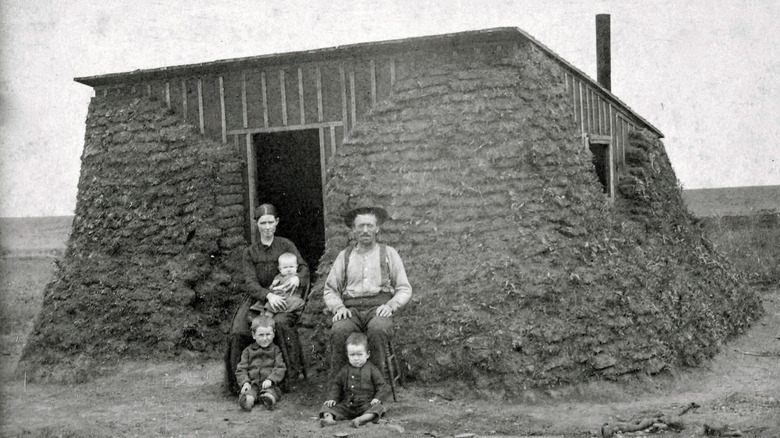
[683,185,780,217]
[0,258,53,377]
[680,186,780,285]
[0,216,72,257]
[700,212,780,285]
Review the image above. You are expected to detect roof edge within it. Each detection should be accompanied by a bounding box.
[74,27,522,86]
[74,26,662,137]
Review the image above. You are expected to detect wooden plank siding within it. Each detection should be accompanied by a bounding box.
[90,55,408,147]
[562,69,648,183]
[89,39,654,198]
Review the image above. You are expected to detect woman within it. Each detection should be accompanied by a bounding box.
[227,203,310,393]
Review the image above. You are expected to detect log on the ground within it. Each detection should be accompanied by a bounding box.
[600,402,700,437]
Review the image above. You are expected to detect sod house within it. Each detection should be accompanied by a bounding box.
[21,26,761,393]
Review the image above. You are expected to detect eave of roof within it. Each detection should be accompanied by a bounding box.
[74,27,662,137]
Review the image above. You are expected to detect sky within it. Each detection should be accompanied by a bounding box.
[1,0,778,217]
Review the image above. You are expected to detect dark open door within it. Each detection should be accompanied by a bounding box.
[254,129,325,273]
[588,140,612,196]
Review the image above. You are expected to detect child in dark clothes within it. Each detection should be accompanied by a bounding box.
[235,315,286,411]
[319,332,389,428]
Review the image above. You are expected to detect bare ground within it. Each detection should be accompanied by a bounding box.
[1,256,778,437]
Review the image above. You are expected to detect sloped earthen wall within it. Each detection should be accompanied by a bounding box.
[19,96,246,381]
[304,40,762,396]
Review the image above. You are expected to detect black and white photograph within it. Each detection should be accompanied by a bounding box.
[1,1,778,436]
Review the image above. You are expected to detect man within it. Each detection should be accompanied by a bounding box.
[323,206,412,375]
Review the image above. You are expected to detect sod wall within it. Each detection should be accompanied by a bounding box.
[302,41,762,396]
[19,96,247,382]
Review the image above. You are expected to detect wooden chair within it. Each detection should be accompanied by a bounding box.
[384,339,403,402]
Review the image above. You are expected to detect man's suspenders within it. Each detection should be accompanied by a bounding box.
[343,244,392,292]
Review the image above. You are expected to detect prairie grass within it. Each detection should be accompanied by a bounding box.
[701,211,780,285]
[0,257,53,335]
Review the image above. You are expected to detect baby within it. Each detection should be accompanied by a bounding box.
[249,252,305,316]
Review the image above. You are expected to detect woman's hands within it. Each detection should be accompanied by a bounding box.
[267,275,300,312]
[265,293,287,312]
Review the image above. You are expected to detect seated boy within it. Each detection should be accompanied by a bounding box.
[249,252,305,317]
[319,332,389,428]
[235,315,286,411]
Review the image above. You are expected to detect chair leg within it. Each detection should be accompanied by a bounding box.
[385,340,402,402]
[293,326,307,380]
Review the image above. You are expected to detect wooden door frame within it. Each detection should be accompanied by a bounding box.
[586,134,614,201]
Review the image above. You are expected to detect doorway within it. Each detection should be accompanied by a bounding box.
[254,129,325,273]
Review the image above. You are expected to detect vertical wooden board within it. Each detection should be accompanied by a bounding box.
[169,79,183,115]
[596,96,603,135]
[341,66,350,133]
[316,66,324,122]
[186,78,200,124]
[573,78,581,125]
[610,105,619,171]
[601,98,607,135]
[223,71,244,131]
[619,117,627,160]
[330,125,337,157]
[302,65,319,124]
[265,69,283,127]
[284,67,301,126]
[578,82,586,135]
[579,85,587,133]
[591,90,599,134]
[320,126,330,166]
[334,126,343,156]
[615,115,622,169]
[588,90,595,134]
[241,72,248,128]
[320,64,342,122]
[319,128,326,189]
[596,94,603,135]
[261,72,269,127]
[220,76,227,143]
[376,59,393,103]
[244,70,263,129]
[279,70,288,126]
[390,58,396,88]
[325,126,336,165]
[354,62,372,124]
[370,60,377,106]
[201,75,222,141]
[348,70,356,130]
[623,120,629,165]
[245,133,258,244]
[165,81,171,108]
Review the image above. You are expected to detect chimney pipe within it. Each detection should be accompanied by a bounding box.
[596,14,611,90]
